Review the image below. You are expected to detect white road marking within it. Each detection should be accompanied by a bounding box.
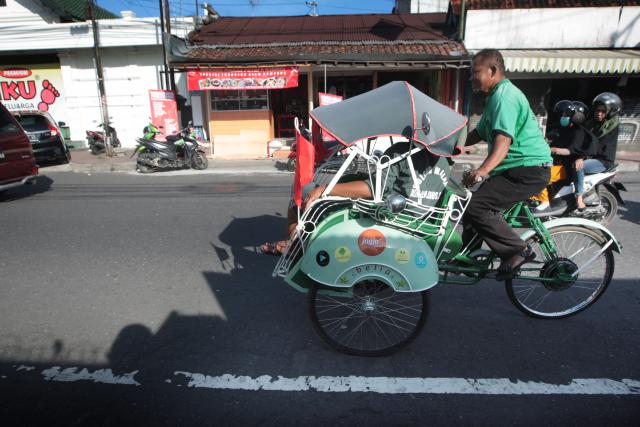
[7,366,640,395]
[174,372,640,395]
[41,366,140,386]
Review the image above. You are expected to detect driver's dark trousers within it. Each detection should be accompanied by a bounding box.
[462,165,551,260]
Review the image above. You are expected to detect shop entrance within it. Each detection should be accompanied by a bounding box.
[270,75,308,138]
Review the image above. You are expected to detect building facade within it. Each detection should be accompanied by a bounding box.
[0,0,193,148]
[450,0,640,145]
[169,13,470,158]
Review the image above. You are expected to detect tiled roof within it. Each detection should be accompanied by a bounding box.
[189,13,452,45]
[41,0,117,21]
[182,41,467,64]
[451,0,639,14]
[176,13,468,66]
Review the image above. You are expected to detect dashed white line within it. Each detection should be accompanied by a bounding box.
[42,366,140,386]
[174,372,640,395]
[10,366,640,395]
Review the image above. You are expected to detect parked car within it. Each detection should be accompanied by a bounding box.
[0,103,38,193]
[12,110,71,164]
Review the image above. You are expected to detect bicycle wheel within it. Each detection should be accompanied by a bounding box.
[506,225,614,319]
[308,280,429,356]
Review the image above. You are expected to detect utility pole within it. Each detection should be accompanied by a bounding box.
[164,0,176,91]
[88,0,112,156]
[306,1,318,16]
[159,0,169,90]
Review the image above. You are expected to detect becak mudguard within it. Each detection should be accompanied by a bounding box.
[300,217,438,292]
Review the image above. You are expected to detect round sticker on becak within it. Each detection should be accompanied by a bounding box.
[395,248,410,264]
[414,252,428,269]
[335,246,352,263]
[357,229,386,256]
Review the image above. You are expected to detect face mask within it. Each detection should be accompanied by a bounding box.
[560,116,571,127]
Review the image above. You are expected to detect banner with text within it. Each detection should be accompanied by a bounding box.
[319,92,343,106]
[149,90,179,141]
[0,64,66,122]
[188,67,299,91]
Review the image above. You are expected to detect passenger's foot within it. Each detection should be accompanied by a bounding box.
[495,246,536,281]
[534,201,550,211]
[260,240,287,256]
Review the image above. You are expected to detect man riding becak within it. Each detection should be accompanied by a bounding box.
[462,49,552,280]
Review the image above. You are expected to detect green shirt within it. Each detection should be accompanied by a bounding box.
[368,143,450,206]
[475,79,552,175]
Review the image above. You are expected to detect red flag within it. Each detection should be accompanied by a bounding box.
[292,126,315,207]
[312,121,332,163]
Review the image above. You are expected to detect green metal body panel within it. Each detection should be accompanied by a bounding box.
[298,216,439,292]
[519,217,622,253]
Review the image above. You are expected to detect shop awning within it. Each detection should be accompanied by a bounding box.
[502,49,640,74]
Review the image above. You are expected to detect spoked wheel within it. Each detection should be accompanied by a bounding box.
[308,279,429,356]
[191,152,209,170]
[506,225,614,319]
[597,188,617,226]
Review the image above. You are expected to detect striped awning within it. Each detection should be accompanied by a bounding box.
[502,50,640,74]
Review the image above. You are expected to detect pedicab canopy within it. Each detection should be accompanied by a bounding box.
[309,81,467,157]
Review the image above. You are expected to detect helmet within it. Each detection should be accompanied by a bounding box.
[592,92,622,118]
[553,100,588,125]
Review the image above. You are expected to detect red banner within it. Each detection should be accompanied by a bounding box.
[148,90,179,141]
[319,92,343,106]
[187,67,299,91]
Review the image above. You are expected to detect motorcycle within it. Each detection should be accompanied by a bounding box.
[86,122,121,155]
[132,123,208,173]
[532,165,626,226]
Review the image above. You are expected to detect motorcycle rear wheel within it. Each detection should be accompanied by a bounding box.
[191,152,208,170]
[597,188,617,226]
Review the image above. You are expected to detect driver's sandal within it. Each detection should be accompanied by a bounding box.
[495,246,536,281]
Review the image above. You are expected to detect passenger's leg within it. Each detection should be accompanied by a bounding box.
[575,160,606,210]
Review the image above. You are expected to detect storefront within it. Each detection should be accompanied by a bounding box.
[169,13,470,158]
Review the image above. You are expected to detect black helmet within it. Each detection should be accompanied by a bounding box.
[553,100,573,115]
[592,92,622,118]
[553,100,588,125]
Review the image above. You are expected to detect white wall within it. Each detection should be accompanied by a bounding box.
[394,0,448,13]
[465,7,640,50]
[59,46,166,147]
[0,0,59,25]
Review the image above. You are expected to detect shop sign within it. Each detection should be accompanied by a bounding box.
[187,67,299,91]
[0,64,65,120]
[319,92,343,106]
[149,90,179,141]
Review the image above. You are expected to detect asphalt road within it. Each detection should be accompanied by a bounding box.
[0,171,639,426]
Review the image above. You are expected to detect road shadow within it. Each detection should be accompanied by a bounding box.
[0,175,53,202]
[618,199,640,225]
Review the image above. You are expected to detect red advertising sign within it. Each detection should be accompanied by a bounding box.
[148,90,179,141]
[187,67,299,91]
[319,92,343,106]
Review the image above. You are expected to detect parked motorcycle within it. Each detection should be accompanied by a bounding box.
[533,165,626,226]
[132,123,208,173]
[86,122,121,155]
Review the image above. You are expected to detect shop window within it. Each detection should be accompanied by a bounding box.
[211,90,269,111]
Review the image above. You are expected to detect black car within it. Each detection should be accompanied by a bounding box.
[13,110,70,165]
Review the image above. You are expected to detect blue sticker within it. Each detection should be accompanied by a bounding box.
[414,252,428,269]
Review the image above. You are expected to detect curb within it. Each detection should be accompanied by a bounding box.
[40,158,640,175]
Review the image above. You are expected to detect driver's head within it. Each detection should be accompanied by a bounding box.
[471,49,506,94]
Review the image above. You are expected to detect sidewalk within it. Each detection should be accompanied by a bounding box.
[41,147,640,175]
